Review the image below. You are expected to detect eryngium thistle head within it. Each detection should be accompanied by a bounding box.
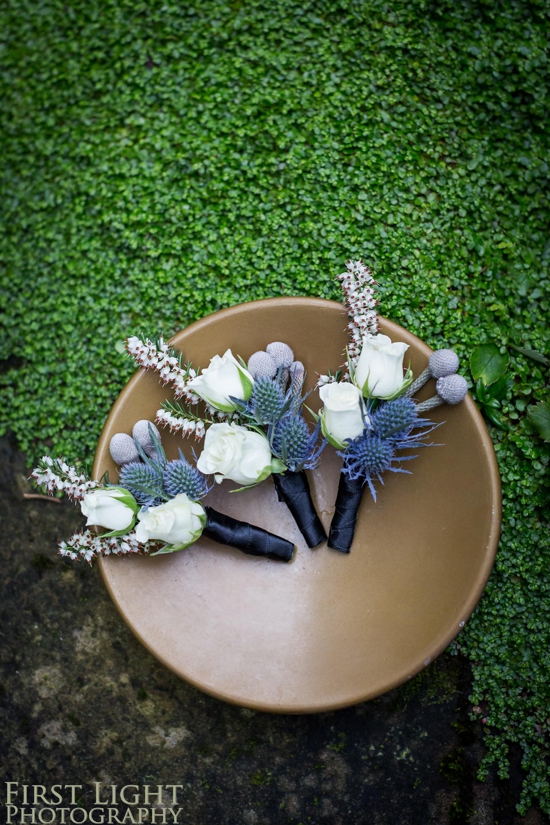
[341,434,394,480]
[251,377,286,424]
[163,453,209,500]
[272,414,323,471]
[119,462,164,507]
[371,397,418,439]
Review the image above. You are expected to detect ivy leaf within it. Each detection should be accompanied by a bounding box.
[470,345,509,386]
[527,400,550,442]
[509,345,549,365]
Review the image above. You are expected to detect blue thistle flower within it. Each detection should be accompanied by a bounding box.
[371,396,418,439]
[119,462,164,508]
[271,413,325,472]
[339,430,420,500]
[163,451,210,500]
[250,377,286,424]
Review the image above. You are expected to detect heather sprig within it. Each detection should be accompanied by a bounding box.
[31,456,99,500]
[59,529,150,563]
[338,260,378,366]
[156,399,217,438]
[126,334,198,402]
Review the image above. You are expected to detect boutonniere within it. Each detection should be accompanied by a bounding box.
[319,260,468,553]
[33,423,295,564]
[127,337,327,548]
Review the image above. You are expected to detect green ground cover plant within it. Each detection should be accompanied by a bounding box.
[1,0,548,814]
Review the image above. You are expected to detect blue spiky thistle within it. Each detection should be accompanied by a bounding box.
[163,450,210,500]
[339,399,439,499]
[270,413,325,472]
[118,422,169,508]
[249,377,286,424]
[371,396,419,439]
[119,462,165,508]
[339,433,413,499]
[232,372,299,427]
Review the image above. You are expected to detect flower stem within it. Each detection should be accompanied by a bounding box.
[272,470,327,549]
[203,506,295,562]
[327,474,366,553]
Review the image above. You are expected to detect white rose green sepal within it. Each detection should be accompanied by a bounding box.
[319,382,367,449]
[80,487,139,536]
[188,349,254,412]
[196,422,273,487]
[354,334,411,400]
[135,493,207,554]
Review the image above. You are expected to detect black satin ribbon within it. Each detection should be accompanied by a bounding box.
[203,507,295,562]
[272,470,327,549]
[327,474,366,553]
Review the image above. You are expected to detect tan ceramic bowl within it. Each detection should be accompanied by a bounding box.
[94,298,500,713]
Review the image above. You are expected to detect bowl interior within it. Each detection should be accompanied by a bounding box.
[94,298,500,713]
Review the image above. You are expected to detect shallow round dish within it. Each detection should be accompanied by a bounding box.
[94,298,500,713]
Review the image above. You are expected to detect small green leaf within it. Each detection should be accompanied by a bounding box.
[475,379,490,404]
[483,408,508,430]
[270,458,287,474]
[487,374,514,401]
[470,345,509,386]
[527,400,550,442]
[238,366,254,400]
[509,345,549,366]
[303,404,320,422]
[150,543,185,555]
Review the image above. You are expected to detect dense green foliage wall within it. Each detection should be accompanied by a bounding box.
[1,0,548,814]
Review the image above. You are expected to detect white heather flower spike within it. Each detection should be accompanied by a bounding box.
[154,409,204,437]
[58,529,145,563]
[31,458,99,500]
[338,260,378,370]
[125,336,198,403]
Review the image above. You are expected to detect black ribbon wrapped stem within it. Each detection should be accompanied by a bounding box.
[272,470,327,549]
[327,474,365,553]
[203,506,295,562]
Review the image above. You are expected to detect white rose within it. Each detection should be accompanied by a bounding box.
[196,422,273,487]
[354,334,409,399]
[80,487,138,534]
[319,382,366,448]
[134,493,206,551]
[188,349,254,412]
